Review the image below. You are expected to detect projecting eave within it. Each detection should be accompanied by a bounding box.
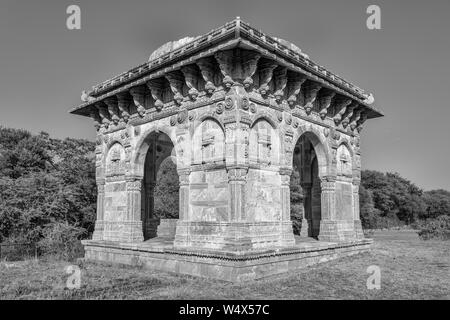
[70,18,383,119]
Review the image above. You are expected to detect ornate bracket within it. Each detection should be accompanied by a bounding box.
[349,108,362,131]
[333,98,353,125]
[180,65,199,101]
[319,91,336,120]
[241,52,261,90]
[273,67,288,103]
[129,86,147,117]
[116,92,131,123]
[97,103,111,129]
[89,108,102,131]
[146,80,164,111]
[258,60,278,97]
[303,82,322,115]
[104,97,120,125]
[165,72,185,105]
[356,112,368,132]
[196,57,216,95]
[214,51,234,90]
[287,73,307,107]
[341,101,359,128]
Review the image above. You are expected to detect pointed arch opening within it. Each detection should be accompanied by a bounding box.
[140,131,178,240]
[291,131,327,239]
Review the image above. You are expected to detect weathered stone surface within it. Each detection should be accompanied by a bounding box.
[71,18,382,279]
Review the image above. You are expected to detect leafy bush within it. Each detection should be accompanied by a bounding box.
[37,222,86,260]
[417,216,450,240]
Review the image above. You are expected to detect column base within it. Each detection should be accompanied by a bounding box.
[103,221,144,242]
[92,221,104,241]
[143,218,159,240]
[299,218,309,237]
[318,220,357,242]
[174,221,296,251]
[354,219,365,239]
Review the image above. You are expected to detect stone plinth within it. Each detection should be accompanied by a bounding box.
[82,237,372,282]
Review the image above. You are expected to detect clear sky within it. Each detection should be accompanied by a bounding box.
[1,0,449,191]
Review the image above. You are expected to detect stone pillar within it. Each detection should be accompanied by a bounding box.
[143,181,158,240]
[299,183,311,238]
[228,167,247,222]
[353,180,364,239]
[173,169,191,247]
[280,168,296,246]
[318,176,339,242]
[121,177,144,242]
[92,179,105,241]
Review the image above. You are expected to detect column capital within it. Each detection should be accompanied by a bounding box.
[227,167,248,182]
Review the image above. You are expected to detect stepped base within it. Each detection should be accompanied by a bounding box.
[82,236,372,282]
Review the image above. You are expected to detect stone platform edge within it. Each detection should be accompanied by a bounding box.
[82,238,373,282]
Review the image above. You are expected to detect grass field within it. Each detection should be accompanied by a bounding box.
[0,230,449,300]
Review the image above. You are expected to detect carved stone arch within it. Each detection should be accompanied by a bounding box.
[336,141,354,179]
[192,117,226,165]
[250,112,278,130]
[132,125,178,178]
[102,139,125,168]
[292,124,331,178]
[194,113,225,134]
[248,117,280,166]
[105,141,127,177]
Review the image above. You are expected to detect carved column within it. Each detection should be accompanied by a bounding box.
[353,180,364,239]
[300,183,312,238]
[227,167,248,222]
[92,179,105,241]
[318,175,339,242]
[177,169,191,221]
[122,177,144,242]
[173,169,191,247]
[280,168,296,246]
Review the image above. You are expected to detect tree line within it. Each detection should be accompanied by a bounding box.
[0,127,448,257]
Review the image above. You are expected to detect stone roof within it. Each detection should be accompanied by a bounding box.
[71,18,382,118]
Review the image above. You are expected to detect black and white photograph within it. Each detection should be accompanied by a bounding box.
[0,0,449,308]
